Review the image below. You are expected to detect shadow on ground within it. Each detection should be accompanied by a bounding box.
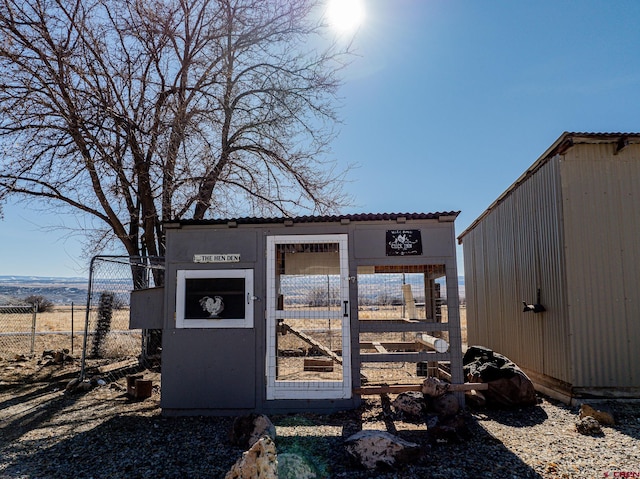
[272,401,544,479]
[473,403,549,427]
[2,413,240,479]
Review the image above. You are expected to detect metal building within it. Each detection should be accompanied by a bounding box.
[458,132,640,402]
[131,212,463,415]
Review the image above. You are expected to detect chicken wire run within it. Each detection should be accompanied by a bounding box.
[79,255,164,382]
[357,266,450,381]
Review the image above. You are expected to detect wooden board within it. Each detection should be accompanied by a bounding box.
[303,358,334,372]
[281,323,343,364]
[354,382,488,396]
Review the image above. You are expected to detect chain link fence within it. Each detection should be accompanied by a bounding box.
[79,256,164,382]
[0,304,38,358]
[0,304,88,357]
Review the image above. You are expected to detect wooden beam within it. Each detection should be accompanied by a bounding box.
[303,358,334,372]
[360,351,451,363]
[354,382,488,396]
[359,320,450,333]
[359,341,419,351]
[280,323,343,364]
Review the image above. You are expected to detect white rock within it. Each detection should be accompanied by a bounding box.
[392,391,426,420]
[421,377,450,397]
[225,436,278,479]
[344,430,420,470]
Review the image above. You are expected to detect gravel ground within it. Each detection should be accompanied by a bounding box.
[1,358,639,479]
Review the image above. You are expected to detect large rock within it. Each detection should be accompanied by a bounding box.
[278,453,317,479]
[463,346,537,407]
[229,413,276,449]
[391,391,426,421]
[579,404,615,425]
[431,392,460,417]
[427,413,467,443]
[575,416,603,436]
[225,436,278,479]
[344,430,421,470]
[421,377,450,398]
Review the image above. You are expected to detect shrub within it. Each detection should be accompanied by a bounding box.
[24,295,55,313]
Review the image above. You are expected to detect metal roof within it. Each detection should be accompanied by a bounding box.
[457,131,640,243]
[168,211,460,227]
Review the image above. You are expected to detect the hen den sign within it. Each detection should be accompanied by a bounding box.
[193,253,241,263]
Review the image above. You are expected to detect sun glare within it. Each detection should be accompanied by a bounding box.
[326,0,365,34]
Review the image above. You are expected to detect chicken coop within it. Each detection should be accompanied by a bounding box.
[131,212,463,415]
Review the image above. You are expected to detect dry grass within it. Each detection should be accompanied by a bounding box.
[0,305,137,359]
[1,306,132,334]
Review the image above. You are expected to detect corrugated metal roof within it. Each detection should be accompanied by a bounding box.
[169,211,460,227]
[457,132,640,243]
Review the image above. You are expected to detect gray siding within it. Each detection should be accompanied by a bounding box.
[561,143,640,388]
[161,215,464,414]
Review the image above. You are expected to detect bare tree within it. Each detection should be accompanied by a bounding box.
[0,0,352,268]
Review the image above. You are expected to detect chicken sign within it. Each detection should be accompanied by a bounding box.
[199,295,225,318]
[386,229,423,256]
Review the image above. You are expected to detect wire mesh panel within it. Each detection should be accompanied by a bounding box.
[0,305,37,357]
[80,256,164,381]
[0,303,89,359]
[356,264,451,383]
[266,235,352,400]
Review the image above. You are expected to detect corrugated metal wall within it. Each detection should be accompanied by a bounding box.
[462,158,571,384]
[561,143,640,388]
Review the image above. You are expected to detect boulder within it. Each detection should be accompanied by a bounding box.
[427,413,467,443]
[278,453,317,479]
[344,430,421,470]
[579,404,615,426]
[431,392,460,417]
[575,416,603,436]
[229,413,276,449]
[225,436,278,479]
[463,346,537,407]
[391,391,426,421]
[465,389,487,408]
[421,377,450,398]
[65,378,93,394]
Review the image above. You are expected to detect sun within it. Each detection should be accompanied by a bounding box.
[326,0,365,34]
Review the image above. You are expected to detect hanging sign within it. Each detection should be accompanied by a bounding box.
[386,230,423,256]
[193,253,240,263]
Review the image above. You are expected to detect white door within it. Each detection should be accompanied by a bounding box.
[266,234,351,399]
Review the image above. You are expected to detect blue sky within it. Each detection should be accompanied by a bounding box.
[2,0,640,277]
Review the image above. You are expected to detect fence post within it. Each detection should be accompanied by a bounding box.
[71,302,74,354]
[79,256,97,381]
[30,303,37,357]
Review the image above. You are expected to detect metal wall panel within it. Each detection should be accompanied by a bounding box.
[561,143,640,388]
[462,158,571,383]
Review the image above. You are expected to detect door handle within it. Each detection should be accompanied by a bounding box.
[343,300,349,317]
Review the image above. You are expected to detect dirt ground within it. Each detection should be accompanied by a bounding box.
[2,354,640,479]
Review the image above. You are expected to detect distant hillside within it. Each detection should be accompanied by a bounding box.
[0,274,465,306]
[0,276,88,305]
